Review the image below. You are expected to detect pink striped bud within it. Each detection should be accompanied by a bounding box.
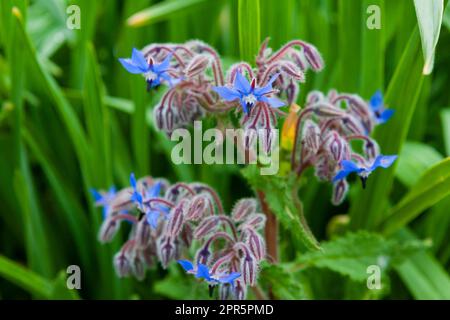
[186,195,209,220]
[194,216,219,239]
[139,246,155,268]
[196,246,211,265]
[325,131,346,163]
[231,198,257,222]
[342,115,366,135]
[181,223,193,247]
[131,255,145,281]
[280,61,305,82]
[186,54,210,78]
[285,81,299,105]
[242,213,266,231]
[113,252,130,278]
[98,218,120,243]
[166,200,187,237]
[219,282,232,300]
[364,139,379,160]
[302,43,324,71]
[234,280,247,300]
[244,228,266,261]
[157,236,175,268]
[306,91,325,105]
[302,120,321,155]
[332,179,349,205]
[241,254,257,286]
[135,218,151,248]
[313,102,345,117]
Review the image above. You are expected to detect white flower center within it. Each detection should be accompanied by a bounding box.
[359,170,370,178]
[143,70,157,82]
[243,94,257,106]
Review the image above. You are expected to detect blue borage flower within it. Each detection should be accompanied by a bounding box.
[119,48,176,90]
[177,260,241,287]
[333,154,398,188]
[213,72,285,115]
[369,90,394,124]
[129,173,143,208]
[90,186,116,219]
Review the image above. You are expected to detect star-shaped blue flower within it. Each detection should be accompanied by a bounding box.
[177,260,241,287]
[213,72,285,114]
[90,186,116,219]
[119,48,175,90]
[130,173,143,208]
[333,154,398,188]
[369,90,394,124]
[144,181,170,229]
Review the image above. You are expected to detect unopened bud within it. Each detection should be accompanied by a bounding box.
[186,195,209,220]
[157,236,175,268]
[242,213,266,231]
[232,198,257,222]
[194,216,219,239]
[241,254,257,286]
[302,120,321,154]
[245,228,266,261]
[332,179,348,205]
[135,218,151,248]
[302,43,324,71]
[186,54,210,78]
[113,252,131,278]
[166,200,187,237]
[98,218,120,243]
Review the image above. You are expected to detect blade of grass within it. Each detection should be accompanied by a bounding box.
[238,0,260,63]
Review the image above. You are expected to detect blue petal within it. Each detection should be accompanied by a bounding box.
[90,188,103,202]
[178,260,194,272]
[332,160,361,182]
[148,181,162,198]
[378,109,395,123]
[102,206,109,220]
[131,48,149,71]
[196,264,212,281]
[146,211,160,229]
[218,272,240,285]
[213,86,241,101]
[369,90,383,111]
[253,73,279,96]
[234,72,251,94]
[118,58,145,74]
[259,96,285,108]
[153,54,172,73]
[130,173,137,189]
[371,155,398,171]
[108,186,116,194]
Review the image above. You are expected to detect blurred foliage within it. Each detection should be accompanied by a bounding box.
[0,0,450,300]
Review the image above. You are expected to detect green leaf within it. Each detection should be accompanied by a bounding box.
[127,0,211,27]
[441,108,450,155]
[350,28,424,230]
[444,1,450,30]
[259,261,305,300]
[241,165,321,251]
[394,229,450,299]
[413,0,444,74]
[381,158,450,235]
[297,231,426,283]
[238,0,260,63]
[395,141,443,188]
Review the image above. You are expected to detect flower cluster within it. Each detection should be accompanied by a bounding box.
[119,38,323,152]
[92,174,266,300]
[291,90,397,205]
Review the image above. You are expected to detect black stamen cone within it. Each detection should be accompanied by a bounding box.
[208,284,215,298]
[360,176,367,189]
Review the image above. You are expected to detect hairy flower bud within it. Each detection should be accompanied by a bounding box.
[341,115,366,136]
[196,246,211,265]
[231,198,257,222]
[113,252,131,278]
[98,218,120,243]
[194,216,219,239]
[325,131,347,163]
[166,200,187,237]
[185,54,210,78]
[135,218,151,248]
[302,43,324,71]
[241,254,257,286]
[234,280,247,300]
[131,255,146,281]
[244,228,266,261]
[280,61,305,82]
[157,236,175,268]
[241,213,266,231]
[186,194,209,220]
[332,179,349,205]
[364,139,379,160]
[313,102,345,117]
[302,119,321,155]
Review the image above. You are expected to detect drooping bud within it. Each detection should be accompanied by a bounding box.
[185,54,210,78]
[280,61,305,82]
[306,91,325,105]
[98,218,120,243]
[131,255,146,281]
[313,102,345,117]
[341,115,366,136]
[181,223,194,247]
[302,119,321,155]
[157,236,175,268]
[244,228,266,261]
[194,216,219,239]
[241,213,266,231]
[231,198,257,222]
[240,254,257,286]
[332,179,349,205]
[139,246,155,268]
[135,218,151,248]
[196,246,211,265]
[186,194,209,220]
[364,139,379,160]
[219,283,231,300]
[234,280,247,300]
[302,43,324,72]
[325,131,346,163]
[165,200,187,237]
[113,252,131,278]
[285,81,299,105]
